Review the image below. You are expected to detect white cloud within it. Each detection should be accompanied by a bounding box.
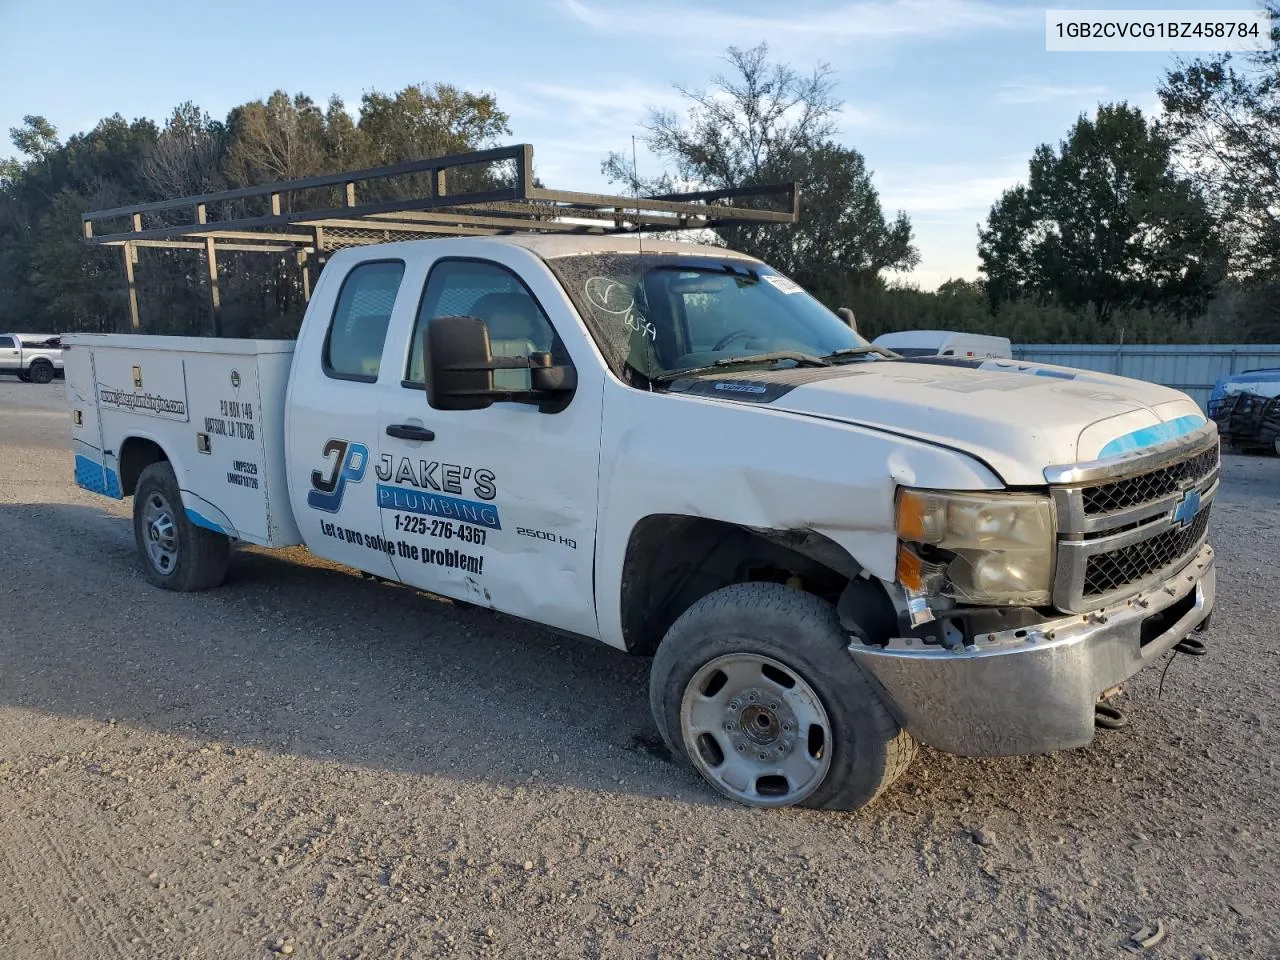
[491,79,683,187]
[995,82,1106,105]
[880,163,1024,215]
[511,81,684,125]
[875,163,1029,289]
[558,0,1038,45]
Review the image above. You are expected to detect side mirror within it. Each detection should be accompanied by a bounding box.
[423,314,494,411]
[836,307,858,333]
[422,315,577,412]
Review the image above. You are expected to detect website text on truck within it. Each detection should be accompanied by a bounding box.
[66,145,1217,810]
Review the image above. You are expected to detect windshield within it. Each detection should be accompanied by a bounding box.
[544,253,872,383]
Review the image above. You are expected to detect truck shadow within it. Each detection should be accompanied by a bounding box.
[0,501,716,805]
[2,499,1245,820]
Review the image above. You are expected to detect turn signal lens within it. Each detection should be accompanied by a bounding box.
[896,544,924,591]
[896,490,948,544]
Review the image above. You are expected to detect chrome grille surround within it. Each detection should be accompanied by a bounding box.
[1046,422,1219,613]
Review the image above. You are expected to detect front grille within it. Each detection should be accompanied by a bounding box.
[1083,507,1211,596]
[1081,444,1219,515]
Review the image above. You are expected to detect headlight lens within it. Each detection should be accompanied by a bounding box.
[896,489,1056,605]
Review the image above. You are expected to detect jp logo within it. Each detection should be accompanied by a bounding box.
[307,439,369,512]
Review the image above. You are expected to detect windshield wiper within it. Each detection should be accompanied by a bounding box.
[820,344,898,363]
[651,351,831,383]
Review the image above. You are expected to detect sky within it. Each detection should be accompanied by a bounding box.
[0,0,1257,289]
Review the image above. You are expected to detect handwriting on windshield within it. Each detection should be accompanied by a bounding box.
[584,276,656,341]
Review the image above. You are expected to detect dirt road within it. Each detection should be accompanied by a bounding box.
[1,378,1277,959]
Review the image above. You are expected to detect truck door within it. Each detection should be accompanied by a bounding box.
[377,255,601,638]
[286,258,409,580]
[0,335,18,371]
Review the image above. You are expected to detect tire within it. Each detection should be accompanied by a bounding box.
[650,582,915,810]
[133,461,230,591]
[29,360,54,384]
[17,371,31,383]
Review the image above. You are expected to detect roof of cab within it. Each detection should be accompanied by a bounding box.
[473,234,758,261]
[321,232,763,268]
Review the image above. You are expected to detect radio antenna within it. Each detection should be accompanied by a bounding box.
[632,135,643,258]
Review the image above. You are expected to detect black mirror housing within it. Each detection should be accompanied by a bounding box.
[423,317,578,412]
[423,315,495,411]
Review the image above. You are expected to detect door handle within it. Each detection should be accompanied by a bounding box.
[385,424,436,442]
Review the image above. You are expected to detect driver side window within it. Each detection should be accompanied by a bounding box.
[406,259,557,392]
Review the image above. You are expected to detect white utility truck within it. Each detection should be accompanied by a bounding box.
[871,329,1013,359]
[66,148,1217,809]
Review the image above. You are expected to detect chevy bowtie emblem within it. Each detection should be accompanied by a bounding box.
[1172,488,1202,529]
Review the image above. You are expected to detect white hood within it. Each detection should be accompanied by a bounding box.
[769,359,1207,485]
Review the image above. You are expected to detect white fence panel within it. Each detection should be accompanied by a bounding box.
[1012,344,1280,411]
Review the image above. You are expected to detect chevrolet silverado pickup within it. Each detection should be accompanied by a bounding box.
[65,233,1217,810]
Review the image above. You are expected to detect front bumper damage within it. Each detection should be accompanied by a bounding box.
[848,544,1215,756]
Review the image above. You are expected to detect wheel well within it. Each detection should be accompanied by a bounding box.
[118,437,168,496]
[619,514,889,656]
[29,357,52,367]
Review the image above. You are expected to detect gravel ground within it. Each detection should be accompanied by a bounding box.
[1,377,1277,960]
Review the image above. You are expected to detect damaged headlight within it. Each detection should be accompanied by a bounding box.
[895,489,1056,606]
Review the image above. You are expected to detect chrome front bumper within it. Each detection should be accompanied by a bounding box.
[849,544,1216,756]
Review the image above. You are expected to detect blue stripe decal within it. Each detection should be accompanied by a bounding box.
[74,454,122,499]
[185,508,227,535]
[376,484,502,530]
[1098,415,1206,459]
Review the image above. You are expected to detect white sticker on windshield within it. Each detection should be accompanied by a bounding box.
[763,274,803,294]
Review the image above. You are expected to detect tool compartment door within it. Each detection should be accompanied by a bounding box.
[180,354,273,543]
[64,345,115,496]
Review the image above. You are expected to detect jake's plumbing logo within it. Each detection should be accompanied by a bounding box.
[374,455,502,530]
[308,439,369,512]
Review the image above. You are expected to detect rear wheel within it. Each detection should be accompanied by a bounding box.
[133,462,229,591]
[29,360,54,384]
[650,582,915,810]
[17,371,31,383]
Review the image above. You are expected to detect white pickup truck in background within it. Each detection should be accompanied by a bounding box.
[0,332,64,383]
[64,233,1219,810]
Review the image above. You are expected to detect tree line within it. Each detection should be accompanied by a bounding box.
[2,10,1278,344]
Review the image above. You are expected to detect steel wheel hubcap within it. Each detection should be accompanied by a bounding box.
[141,492,178,576]
[680,652,832,806]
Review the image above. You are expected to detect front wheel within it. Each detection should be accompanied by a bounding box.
[650,582,915,810]
[133,462,230,591]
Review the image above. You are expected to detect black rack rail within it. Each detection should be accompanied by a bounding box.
[80,143,799,333]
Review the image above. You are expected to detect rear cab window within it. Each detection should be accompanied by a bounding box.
[323,260,406,382]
